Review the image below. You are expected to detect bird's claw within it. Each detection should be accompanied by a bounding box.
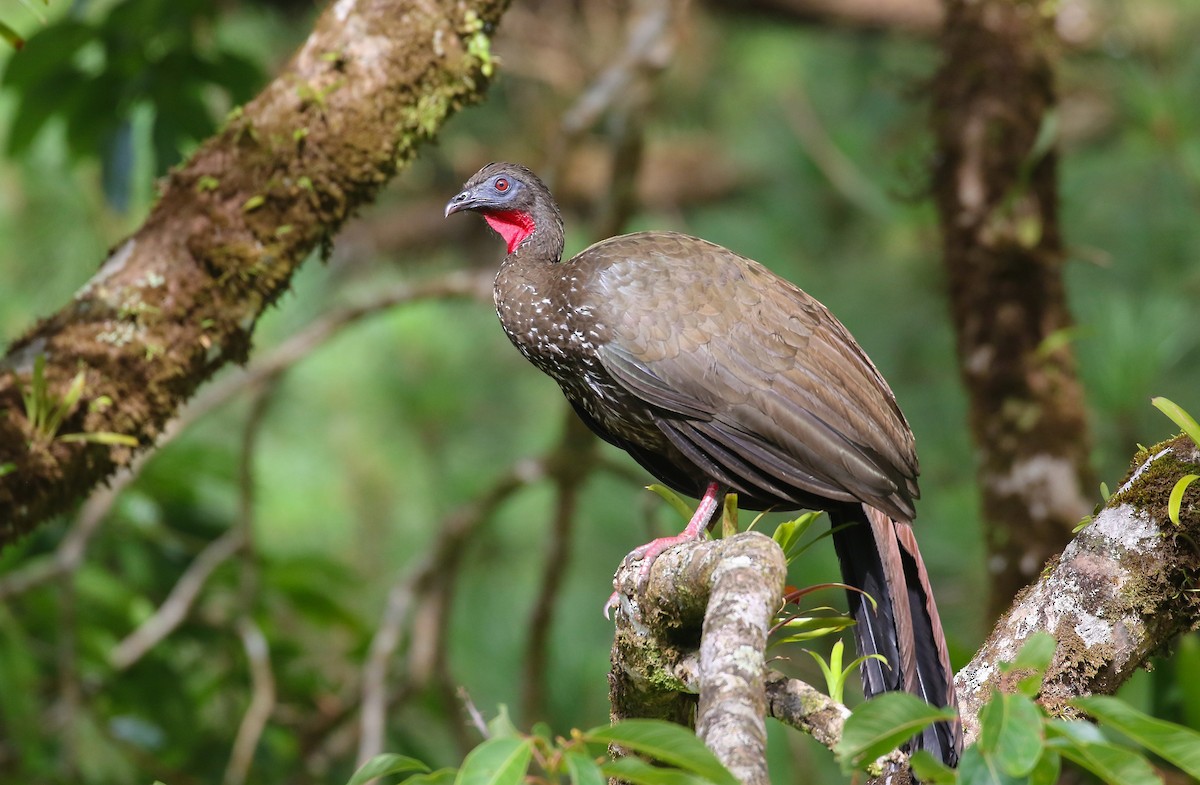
[604,535,693,620]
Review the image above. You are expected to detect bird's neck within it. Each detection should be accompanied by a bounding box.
[487,202,565,264]
[484,211,537,255]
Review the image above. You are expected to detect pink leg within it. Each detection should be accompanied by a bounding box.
[605,482,722,618]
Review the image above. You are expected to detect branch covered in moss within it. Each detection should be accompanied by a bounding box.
[955,435,1200,743]
[0,0,509,544]
[609,532,786,785]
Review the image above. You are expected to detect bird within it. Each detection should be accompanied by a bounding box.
[445,161,961,766]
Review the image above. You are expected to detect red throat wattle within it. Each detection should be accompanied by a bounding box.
[483,210,536,254]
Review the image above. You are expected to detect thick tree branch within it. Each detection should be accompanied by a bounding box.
[955,435,1200,743]
[610,532,786,785]
[0,0,509,543]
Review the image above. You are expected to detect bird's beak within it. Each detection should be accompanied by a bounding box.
[444,187,479,218]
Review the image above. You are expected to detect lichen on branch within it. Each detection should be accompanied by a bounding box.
[954,436,1200,743]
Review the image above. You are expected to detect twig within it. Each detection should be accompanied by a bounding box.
[521,412,595,720]
[763,671,850,751]
[223,385,276,785]
[546,0,684,185]
[355,458,545,765]
[224,617,277,785]
[0,483,119,601]
[782,85,889,216]
[458,686,491,740]
[558,0,680,138]
[108,526,246,671]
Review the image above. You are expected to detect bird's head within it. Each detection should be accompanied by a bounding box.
[445,162,557,255]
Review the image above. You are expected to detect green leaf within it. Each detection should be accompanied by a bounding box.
[1007,632,1056,672]
[0,19,23,49]
[908,750,956,784]
[1028,750,1061,785]
[1174,634,1200,730]
[645,485,694,522]
[772,512,820,559]
[1001,632,1056,696]
[25,353,46,433]
[486,705,521,739]
[405,772,456,785]
[346,754,430,785]
[405,769,457,785]
[957,745,1025,785]
[720,492,737,538]
[565,750,606,785]
[1152,396,1200,445]
[772,614,855,644]
[584,720,738,785]
[58,431,139,446]
[599,756,714,785]
[1,20,92,93]
[41,371,81,437]
[1073,695,1200,779]
[835,692,957,772]
[1168,475,1198,526]
[1046,720,1160,785]
[807,641,842,702]
[978,691,1044,776]
[453,737,533,785]
[0,463,14,478]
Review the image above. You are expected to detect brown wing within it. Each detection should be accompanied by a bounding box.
[578,231,919,519]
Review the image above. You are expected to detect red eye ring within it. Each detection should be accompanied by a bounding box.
[495,178,509,192]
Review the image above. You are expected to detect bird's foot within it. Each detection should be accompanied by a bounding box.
[604,482,723,620]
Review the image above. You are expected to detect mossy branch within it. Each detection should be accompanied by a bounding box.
[955,434,1200,743]
[0,0,510,544]
[609,532,786,785]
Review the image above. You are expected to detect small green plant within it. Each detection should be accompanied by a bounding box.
[1152,397,1200,525]
[347,716,737,785]
[807,639,887,705]
[1153,396,1200,445]
[17,355,137,448]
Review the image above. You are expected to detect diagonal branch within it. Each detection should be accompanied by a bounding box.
[0,0,510,543]
[955,435,1200,743]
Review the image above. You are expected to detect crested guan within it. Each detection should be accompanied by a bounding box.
[446,162,961,766]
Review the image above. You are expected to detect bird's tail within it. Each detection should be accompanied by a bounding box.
[830,504,962,767]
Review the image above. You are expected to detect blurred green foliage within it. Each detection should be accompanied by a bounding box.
[0,1,1197,784]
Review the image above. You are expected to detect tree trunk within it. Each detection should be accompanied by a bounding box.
[931,0,1094,616]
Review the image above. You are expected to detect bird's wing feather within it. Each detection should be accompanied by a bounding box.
[581,232,918,516]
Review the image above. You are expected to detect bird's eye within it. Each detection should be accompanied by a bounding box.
[495,178,509,192]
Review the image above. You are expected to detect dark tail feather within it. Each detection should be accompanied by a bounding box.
[830,504,962,767]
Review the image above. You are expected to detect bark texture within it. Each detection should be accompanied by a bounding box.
[0,0,509,543]
[955,435,1200,743]
[609,532,786,785]
[932,0,1094,614]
